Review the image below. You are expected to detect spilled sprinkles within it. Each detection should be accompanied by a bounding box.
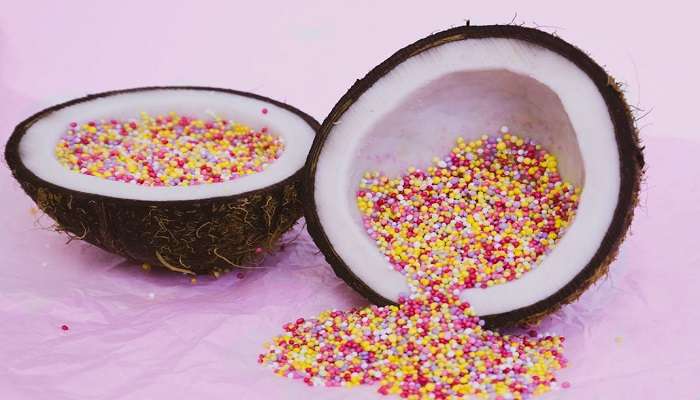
[261,130,580,399]
[55,112,283,186]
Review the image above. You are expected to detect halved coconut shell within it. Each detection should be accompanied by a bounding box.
[303,25,644,327]
[6,86,319,275]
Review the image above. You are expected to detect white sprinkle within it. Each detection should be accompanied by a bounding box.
[500,125,510,133]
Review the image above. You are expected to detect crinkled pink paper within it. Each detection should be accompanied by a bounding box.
[1,2,699,399]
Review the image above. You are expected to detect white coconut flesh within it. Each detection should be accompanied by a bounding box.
[314,38,620,316]
[19,89,315,201]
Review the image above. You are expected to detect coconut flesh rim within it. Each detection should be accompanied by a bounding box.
[314,37,620,316]
[19,88,315,201]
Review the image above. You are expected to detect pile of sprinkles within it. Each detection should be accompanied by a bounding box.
[260,129,580,399]
[54,112,283,186]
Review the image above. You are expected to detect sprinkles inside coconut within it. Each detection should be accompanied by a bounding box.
[357,131,580,290]
[54,112,284,187]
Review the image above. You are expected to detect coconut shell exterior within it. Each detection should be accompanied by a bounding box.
[5,86,319,275]
[303,25,645,328]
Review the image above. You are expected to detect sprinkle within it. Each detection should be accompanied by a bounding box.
[61,324,69,331]
[562,381,571,389]
[55,113,283,187]
[260,131,580,399]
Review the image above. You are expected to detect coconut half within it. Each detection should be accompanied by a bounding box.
[305,25,644,327]
[6,86,318,274]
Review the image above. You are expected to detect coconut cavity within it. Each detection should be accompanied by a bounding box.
[316,65,602,320]
[54,113,285,187]
[6,87,318,274]
[18,88,314,202]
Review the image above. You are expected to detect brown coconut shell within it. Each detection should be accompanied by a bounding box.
[5,86,319,275]
[303,25,645,327]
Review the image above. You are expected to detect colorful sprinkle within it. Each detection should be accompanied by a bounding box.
[261,130,581,399]
[55,112,284,187]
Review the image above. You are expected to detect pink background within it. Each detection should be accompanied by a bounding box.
[1,1,698,399]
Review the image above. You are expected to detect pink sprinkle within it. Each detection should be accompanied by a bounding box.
[562,381,571,389]
[61,324,69,331]
[261,108,268,114]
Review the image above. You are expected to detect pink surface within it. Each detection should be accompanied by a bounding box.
[1,2,699,399]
